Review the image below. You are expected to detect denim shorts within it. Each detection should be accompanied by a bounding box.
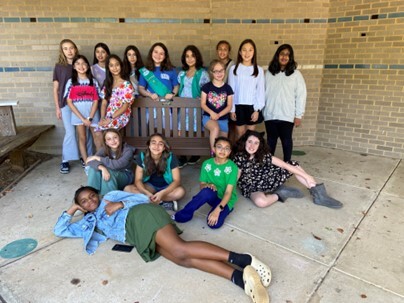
[202,115,229,133]
[144,182,168,192]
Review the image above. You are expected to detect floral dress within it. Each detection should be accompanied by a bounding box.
[232,152,298,198]
[97,80,134,130]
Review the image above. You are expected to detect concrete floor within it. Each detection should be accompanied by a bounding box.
[0,146,403,303]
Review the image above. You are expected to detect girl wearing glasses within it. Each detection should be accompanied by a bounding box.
[173,137,239,229]
[201,60,234,157]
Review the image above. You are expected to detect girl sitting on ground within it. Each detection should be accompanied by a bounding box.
[232,130,343,209]
[54,186,271,303]
[124,133,185,211]
[173,137,239,228]
[86,128,135,196]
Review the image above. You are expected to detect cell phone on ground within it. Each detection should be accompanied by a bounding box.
[111,244,134,253]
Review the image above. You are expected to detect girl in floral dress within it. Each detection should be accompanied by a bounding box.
[232,130,342,209]
[98,54,134,130]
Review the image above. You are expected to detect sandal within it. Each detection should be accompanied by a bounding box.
[243,265,270,303]
[247,253,272,287]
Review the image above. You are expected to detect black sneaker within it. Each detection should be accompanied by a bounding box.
[60,162,70,174]
[80,158,86,168]
[159,201,178,211]
[178,156,188,169]
[187,156,200,165]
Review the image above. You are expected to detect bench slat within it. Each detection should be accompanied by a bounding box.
[125,97,210,156]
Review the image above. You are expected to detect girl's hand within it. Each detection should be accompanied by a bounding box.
[294,118,302,127]
[101,167,110,181]
[104,200,123,216]
[99,117,111,127]
[204,183,217,191]
[83,119,91,127]
[165,93,174,100]
[66,203,86,216]
[210,113,220,121]
[251,111,259,122]
[230,112,237,121]
[149,93,159,101]
[150,191,164,204]
[207,208,221,226]
[55,108,62,120]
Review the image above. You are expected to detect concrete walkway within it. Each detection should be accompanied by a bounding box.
[0,146,403,303]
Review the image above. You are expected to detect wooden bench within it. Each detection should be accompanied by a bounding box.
[0,125,55,170]
[124,97,210,156]
[0,100,18,136]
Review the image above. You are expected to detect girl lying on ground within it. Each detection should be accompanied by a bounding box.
[54,186,271,303]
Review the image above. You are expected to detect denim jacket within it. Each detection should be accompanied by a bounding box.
[54,190,149,255]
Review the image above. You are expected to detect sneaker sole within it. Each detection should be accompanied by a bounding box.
[60,170,69,174]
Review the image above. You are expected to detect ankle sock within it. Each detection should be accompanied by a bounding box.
[231,269,244,289]
[228,252,252,268]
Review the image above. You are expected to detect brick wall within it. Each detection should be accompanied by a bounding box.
[1,0,403,158]
[317,0,404,158]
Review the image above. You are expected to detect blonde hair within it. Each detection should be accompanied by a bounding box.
[57,39,79,65]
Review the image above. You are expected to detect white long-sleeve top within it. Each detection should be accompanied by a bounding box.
[263,70,307,123]
[228,64,265,112]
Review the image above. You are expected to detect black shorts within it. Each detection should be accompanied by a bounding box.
[234,104,264,126]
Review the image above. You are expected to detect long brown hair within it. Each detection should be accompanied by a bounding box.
[57,39,79,65]
[103,129,123,159]
[144,133,171,177]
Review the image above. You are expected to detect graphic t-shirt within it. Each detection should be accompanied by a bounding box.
[199,158,238,210]
[201,82,234,120]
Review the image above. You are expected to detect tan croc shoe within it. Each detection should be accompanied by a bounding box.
[243,265,270,303]
[247,254,272,287]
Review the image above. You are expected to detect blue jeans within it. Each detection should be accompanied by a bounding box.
[174,188,231,229]
[61,106,79,161]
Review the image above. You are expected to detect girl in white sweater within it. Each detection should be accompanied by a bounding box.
[228,39,265,141]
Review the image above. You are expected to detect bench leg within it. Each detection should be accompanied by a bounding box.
[9,149,27,171]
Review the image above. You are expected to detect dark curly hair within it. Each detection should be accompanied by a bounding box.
[234,130,269,164]
[144,133,172,177]
[181,45,204,70]
[268,44,297,76]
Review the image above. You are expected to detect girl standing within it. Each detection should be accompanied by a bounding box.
[177,45,210,166]
[91,42,111,88]
[228,39,265,140]
[201,60,234,157]
[233,130,343,209]
[138,42,179,101]
[97,54,134,130]
[53,39,79,174]
[124,133,185,211]
[263,44,307,162]
[216,40,234,83]
[86,129,135,195]
[54,186,271,303]
[65,55,103,163]
[123,45,144,97]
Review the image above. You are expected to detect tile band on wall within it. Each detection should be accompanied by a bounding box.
[1,12,403,24]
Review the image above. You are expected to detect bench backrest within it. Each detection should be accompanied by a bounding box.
[124,97,210,156]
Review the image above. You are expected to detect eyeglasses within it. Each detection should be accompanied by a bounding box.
[212,69,225,74]
[215,145,231,152]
